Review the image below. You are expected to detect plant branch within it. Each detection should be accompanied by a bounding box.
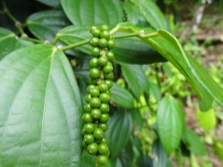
[2,0,24,35]
[113,32,139,39]
[52,36,59,45]
[60,39,90,51]
[21,36,44,44]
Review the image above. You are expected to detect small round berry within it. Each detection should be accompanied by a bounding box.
[89,58,99,68]
[100,103,109,113]
[90,87,100,97]
[82,140,87,148]
[104,72,114,80]
[98,123,108,131]
[98,143,109,155]
[106,90,111,96]
[91,109,102,119]
[100,25,109,31]
[93,128,104,139]
[87,85,96,93]
[84,134,95,144]
[92,29,100,37]
[98,83,108,93]
[98,56,108,67]
[90,37,99,47]
[90,26,97,33]
[99,93,110,103]
[104,80,113,89]
[85,94,91,103]
[84,104,92,113]
[84,123,95,133]
[103,65,113,74]
[99,113,110,123]
[106,150,110,157]
[89,68,100,79]
[90,97,101,108]
[87,142,98,155]
[98,155,108,165]
[91,47,100,57]
[106,51,114,61]
[98,38,108,48]
[101,137,108,144]
[82,113,93,123]
[107,39,115,49]
[100,30,110,40]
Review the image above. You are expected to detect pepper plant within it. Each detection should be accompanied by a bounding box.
[0,0,223,167]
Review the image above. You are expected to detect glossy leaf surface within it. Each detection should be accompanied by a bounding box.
[0,44,83,166]
[115,22,223,111]
[182,128,206,156]
[157,96,183,154]
[0,27,19,60]
[61,0,123,26]
[27,10,68,41]
[131,0,167,29]
[152,140,168,167]
[110,83,134,108]
[105,111,133,158]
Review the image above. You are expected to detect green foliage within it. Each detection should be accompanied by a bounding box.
[0,0,222,166]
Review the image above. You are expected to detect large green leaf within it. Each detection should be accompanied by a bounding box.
[0,27,19,60]
[0,44,83,166]
[157,96,183,154]
[131,0,167,29]
[27,10,68,41]
[110,83,135,108]
[121,64,149,100]
[152,140,168,167]
[114,22,223,111]
[61,0,123,26]
[123,1,141,25]
[105,111,133,158]
[57,26,166,64]
[182,128,206,156]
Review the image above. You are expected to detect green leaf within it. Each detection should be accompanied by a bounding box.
[27,10,68,41]
[37,0,60,7]
[148,80,161,101]
[57,26,92,55]
[152,140,168,167]
[197,108,216,131]
[105,111,133,158]
[157,95,183,154]
[110,83,135,108]
[0,44,83,166]
[113,37,166,64]
[61,0,123,26]
[0,27,19,60]
[123,1,141,25]
[131,0,167,29]
[115,22,223,111]
[182,128,206,156]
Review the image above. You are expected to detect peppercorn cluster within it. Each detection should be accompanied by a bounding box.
[81,25,115,166]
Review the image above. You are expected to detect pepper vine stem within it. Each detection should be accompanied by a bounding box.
[20,36,44,44]
[1,0,25,35]
[59,30,159,51]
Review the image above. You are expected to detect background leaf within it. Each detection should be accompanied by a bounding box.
[157,95,183,154]
[130,0,167,29]
[152,140,168,167]
[37,0,60,7]
[0,27,19,60]
[110,83,135,108]
[61,0,123,26]
[196,108,216,131]
[27,10,68,41]
[105,111,133,158]
[123,1,141,25]
[182,128,206,156]
[0,44,83,166]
